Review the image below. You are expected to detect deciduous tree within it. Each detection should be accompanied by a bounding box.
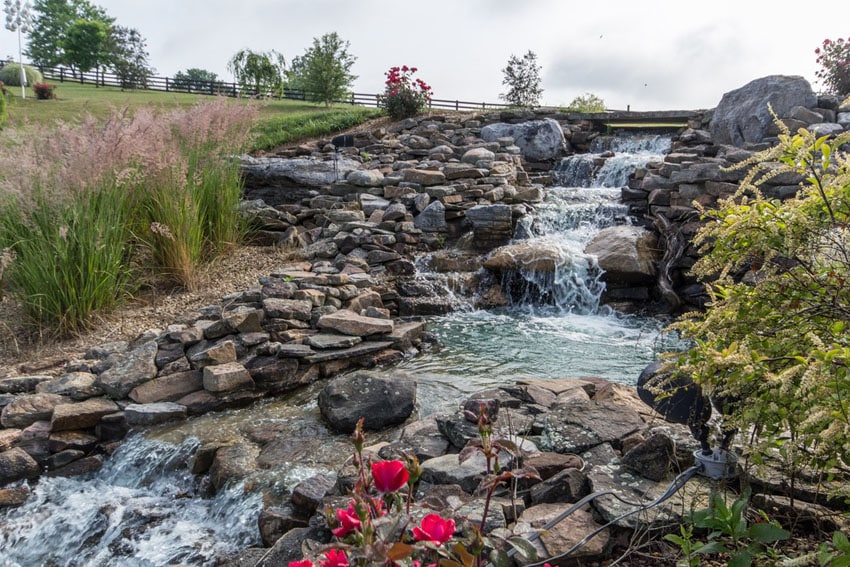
[500,50,543,107]
[290,32,357,107]
[62,17,109,73]
[26,0,111,68]
[107,25,153,88]
[172,68,218,91]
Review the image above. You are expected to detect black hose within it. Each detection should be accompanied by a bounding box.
[519,465,701,566]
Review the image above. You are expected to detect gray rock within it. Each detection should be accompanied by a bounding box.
[129,370,204,404]
[420,451,489,493]
[304,333,362,350]
[709,75,817,147]
[291,473,337,514]
[413,200,447,232]
[538,400,645,454]
[95,341,159,399]
[240,156,360,205]
[36,372,103,401]
[621,432,676,482]
[124,402,188,426]
[188,340,238,368]
[461,147,496,164]
[316,309,394,337]
[529,467,590,504]
[0,376,52,394]
[263,298,313,321]
[481,119,567,161]
[0,447,40,485]
[1,393,68,429]
[258,506,310,547]
[347,169,384,187]
[203,362,255,393]
[51,398,119,431]
[318,370,416,433]
[809,122,845,136]
[585,226,659,285]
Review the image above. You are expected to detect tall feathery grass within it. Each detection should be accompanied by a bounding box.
[0,97,257,334]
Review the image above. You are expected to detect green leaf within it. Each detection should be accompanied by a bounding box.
[747,522,790,543]
[694,541,729,554]
[505,535,539,560]
[728,548,753,567]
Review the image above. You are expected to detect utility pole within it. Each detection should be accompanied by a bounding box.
[4,0,33,99]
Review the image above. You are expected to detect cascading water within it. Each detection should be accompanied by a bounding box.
[0,435,263,566]
[401,133,681,414]
[0,133,682,563]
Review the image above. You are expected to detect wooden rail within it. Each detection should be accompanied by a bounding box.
[0,60,511,112]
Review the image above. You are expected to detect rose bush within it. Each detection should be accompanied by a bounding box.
[382,65,432,120]
[287,409,543,567]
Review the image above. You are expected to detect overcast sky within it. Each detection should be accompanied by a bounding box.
[2,0,847,110]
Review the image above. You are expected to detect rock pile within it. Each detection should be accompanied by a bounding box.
[0,264,429,488]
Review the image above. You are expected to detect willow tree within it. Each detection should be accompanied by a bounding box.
[227,48,285,96]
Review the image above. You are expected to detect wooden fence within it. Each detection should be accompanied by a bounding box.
[0,60,510,112]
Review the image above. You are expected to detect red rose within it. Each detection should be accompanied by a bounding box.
[319,549,349,567]
[371,460,409,493]
[331,503,361,538]
[412,514,455,545]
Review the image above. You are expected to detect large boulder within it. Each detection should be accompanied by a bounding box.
[585,226,659,285]
[709,75,817,147]
[240,156,361,206]
[480,119,567,161]
[484,241,565,273]
[318,370,416,433]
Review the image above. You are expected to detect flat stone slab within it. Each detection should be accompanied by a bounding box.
[304,333,362,350]
[316,309,394,337]
[538,400,646,454]
[124,402,188,426]
[51,398,120,431]
[129,370,204,404]
[304,341,394,364]
[277,344,315,358]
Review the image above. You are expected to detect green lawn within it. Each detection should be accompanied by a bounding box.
[1,82,384,151]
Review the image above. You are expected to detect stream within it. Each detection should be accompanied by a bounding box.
[0,133,679,566]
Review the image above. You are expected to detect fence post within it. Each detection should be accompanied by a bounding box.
[455,100,459,111]
[59,67,64,82]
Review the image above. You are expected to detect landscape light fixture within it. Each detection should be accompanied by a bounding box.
[4,0,32,99]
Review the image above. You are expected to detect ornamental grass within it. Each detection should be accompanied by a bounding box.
[0,97,257,334]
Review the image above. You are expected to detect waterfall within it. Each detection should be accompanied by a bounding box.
[0,435,262,566]
[503,133,671,311]
[555,134,672,188]
[401,132,678,414]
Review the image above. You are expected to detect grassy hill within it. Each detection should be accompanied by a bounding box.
[1,82,383,152]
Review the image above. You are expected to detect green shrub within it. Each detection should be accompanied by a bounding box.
[0,63,44,87]
[32,82,57,100]
[0,85,6,128]
[563,92,606,113]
